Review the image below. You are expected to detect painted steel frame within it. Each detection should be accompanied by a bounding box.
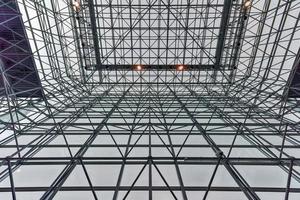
[0,0,300,200]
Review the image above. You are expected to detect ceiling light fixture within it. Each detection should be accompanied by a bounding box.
[73,1,81,12]
[176,65,185,71]
[135,65,143,71]
[244,0,251,9]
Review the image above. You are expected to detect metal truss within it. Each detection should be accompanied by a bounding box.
[0,0,300,200]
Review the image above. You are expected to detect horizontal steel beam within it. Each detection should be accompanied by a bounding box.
[93,64,218,71]
[1,156,298,165]
[2,144,299,149]
[4,122,294,126]
[0,186,299,192]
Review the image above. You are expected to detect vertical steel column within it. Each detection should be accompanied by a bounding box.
[88,0,103,81]
[213,0,232,80]
[6,158,16,200]
[0,59,21,158]
[285,157,295,200]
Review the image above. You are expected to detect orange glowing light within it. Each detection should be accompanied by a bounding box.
[176,65,185,71]
[135,65,143,71]
[244,0,251,8]
[73,1,81,12]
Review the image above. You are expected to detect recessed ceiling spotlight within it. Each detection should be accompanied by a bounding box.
[176,65,185,71]
[73,1,80,12]
[244,0,251,9]
[135,65,143,71]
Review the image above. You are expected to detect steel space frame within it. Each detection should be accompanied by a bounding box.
[0,0,300,200]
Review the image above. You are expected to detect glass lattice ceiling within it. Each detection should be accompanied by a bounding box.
[84,0,228,66]
[0,0,300,200]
